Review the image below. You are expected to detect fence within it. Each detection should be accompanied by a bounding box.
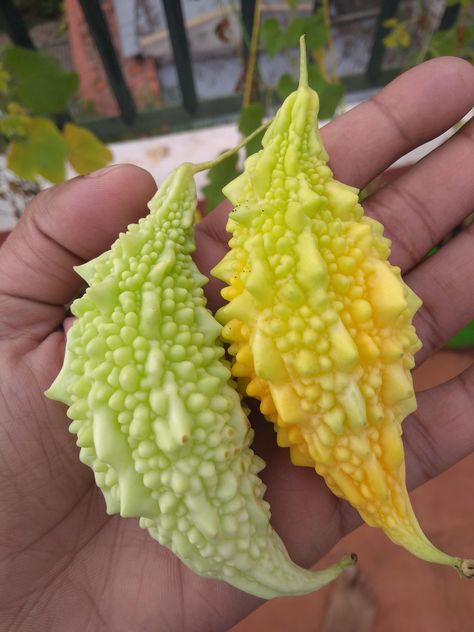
[0,0,462,141]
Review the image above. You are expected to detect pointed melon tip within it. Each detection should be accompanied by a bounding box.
[287,551,358,596]
[43,387,54,400]
[210,260,230,283]
[74,262,92,280]
[44,384,66,403]
[298,35,308,88]
[235,551,357,599]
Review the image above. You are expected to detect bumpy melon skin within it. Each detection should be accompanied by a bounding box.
[211,74,472,575]
[46,164,355,598]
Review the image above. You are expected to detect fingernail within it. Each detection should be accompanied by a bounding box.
[86,164,122,178]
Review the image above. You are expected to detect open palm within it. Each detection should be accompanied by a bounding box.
[1,57,473,632]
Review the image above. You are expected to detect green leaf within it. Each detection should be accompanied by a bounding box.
[276,73,297,100]
[427,29,458,57]
[0,62,10,93]
[2,47,79,114]
[447,320,474,349]
[304,13,329,51]
[383,21,411,49]
[428,25,474,57]
[445,0,469,6]
[0,112,29,138]
[261,13,328,61]
[64,123,112,175]
[307,65,344,119]
[383,18,399,28]
[238,103,265,157]
[287,0,299,8]
[424,246,439,259]
[202,152,240,213]
[282,17,306,48]
[278,13,328,51]
[260,18,285,58]
[7,117,67,183]
[261,12,328,58]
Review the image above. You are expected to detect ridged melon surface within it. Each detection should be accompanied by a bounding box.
[46,163,355,598]
[212,42,473,577]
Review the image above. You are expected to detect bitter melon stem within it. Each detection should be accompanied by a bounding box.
[192,119,272,175]
[299,35,308,89]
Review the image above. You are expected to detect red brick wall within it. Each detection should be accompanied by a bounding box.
[66,0,160,117]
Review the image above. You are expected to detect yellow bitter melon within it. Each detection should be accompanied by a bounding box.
[212,38,473,578]
[45,142,356,598]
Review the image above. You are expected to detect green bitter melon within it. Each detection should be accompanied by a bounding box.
[46,149,355,598]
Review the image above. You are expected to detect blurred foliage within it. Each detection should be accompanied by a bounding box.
[205,1,343,211]
[13,0,63,24]
[2,47,78,114]
[383,1,474,64]
[0,46,112,184]
[64,123,113,175]
[383,18,411,49]
[202,102,265,213]
[447,321,474,349]
[202,151,239,215]
[8,117,67,183]
[260,12,328,57]
[427,24,474,59]
[238,102,265,157]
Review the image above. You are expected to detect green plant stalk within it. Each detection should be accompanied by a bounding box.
[322,0,339,82]
[312,49,331,82]
[192,118,271,174]
[414,18,439,65]
[242,0,262,108]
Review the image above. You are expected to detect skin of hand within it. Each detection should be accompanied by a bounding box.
[0,57,473,632]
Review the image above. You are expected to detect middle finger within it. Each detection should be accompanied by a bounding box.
[364,116,474,273]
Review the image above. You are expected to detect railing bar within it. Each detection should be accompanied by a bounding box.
[78,67,400,142]
[0,0,35,49]
[439,2,461,30]
[366,0,401,84]
[162,0,198,115]
[78,0,136,124]
[240,0,257,60]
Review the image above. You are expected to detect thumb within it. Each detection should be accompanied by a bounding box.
[0,165,156,343]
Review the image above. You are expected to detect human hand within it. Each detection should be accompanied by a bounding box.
[1,57,473,632]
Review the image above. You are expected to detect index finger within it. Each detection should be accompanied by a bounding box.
[323,56,474,187]
[0,165,156,341]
